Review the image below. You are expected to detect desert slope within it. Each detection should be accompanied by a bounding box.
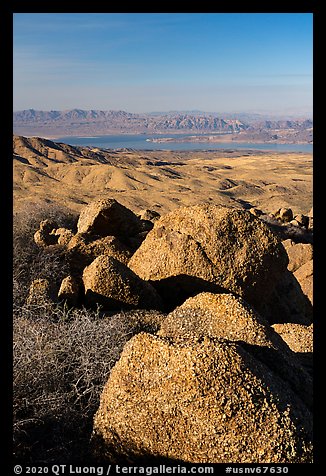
[13,135,312,216]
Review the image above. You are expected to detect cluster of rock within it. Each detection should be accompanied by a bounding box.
[30,198,313,463]
[31,200,162,310]
[273,206,313,229]
[249,206,313,242]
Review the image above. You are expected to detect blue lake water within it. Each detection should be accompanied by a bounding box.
[56,134,313,153]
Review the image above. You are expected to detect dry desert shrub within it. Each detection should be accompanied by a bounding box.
[13,305,151,464]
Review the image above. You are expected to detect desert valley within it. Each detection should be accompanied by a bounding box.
[13,134,312,216]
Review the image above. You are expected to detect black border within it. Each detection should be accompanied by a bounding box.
[4,2,320,473]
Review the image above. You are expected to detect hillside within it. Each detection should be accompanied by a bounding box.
[13,109,313,142]
[13,135,313,217]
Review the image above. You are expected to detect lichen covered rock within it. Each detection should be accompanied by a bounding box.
[92,333,312,463]
[83,255,163,311]
[129,204,288,308]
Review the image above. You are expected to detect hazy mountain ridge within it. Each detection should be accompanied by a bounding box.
[13,109,247,133]
[13,109,313,141]
[13,109,136,122]
[255,119,313,130]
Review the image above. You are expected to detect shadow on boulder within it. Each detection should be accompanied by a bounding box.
[296,352,313,376]
[150,274,228,312]
[91,430,186,464]
[238,342,312,410]
[258,270,313,325]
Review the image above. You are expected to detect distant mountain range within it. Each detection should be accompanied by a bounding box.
[13,109,313,142]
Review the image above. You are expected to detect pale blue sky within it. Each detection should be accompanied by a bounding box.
[13,13,313,115]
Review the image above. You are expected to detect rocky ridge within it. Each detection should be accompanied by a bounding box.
[28,198,313,463]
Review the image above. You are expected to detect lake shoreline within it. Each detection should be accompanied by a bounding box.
[52,134,313,154]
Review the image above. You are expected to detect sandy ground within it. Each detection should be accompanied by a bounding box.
[13,136,313,217]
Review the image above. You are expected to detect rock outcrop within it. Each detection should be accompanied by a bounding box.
[92,332,312,463]
[22,196,314,464]
[29,200,313,321]
[129,204,288,309]
[83,255,163,311]
[77,198,143,240]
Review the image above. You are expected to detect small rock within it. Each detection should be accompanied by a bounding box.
[249,207,263,217]
[27,278,56,305]
[275,208,293,223]
[308,216,313,231]
[294,214,309,228]
[67,233,133,273]
[138,209,161,222]
[289,219,301,227]
[58,275,80,306]
[51,227,74,246]
[34,219,59,246]
[39,219,58,233]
